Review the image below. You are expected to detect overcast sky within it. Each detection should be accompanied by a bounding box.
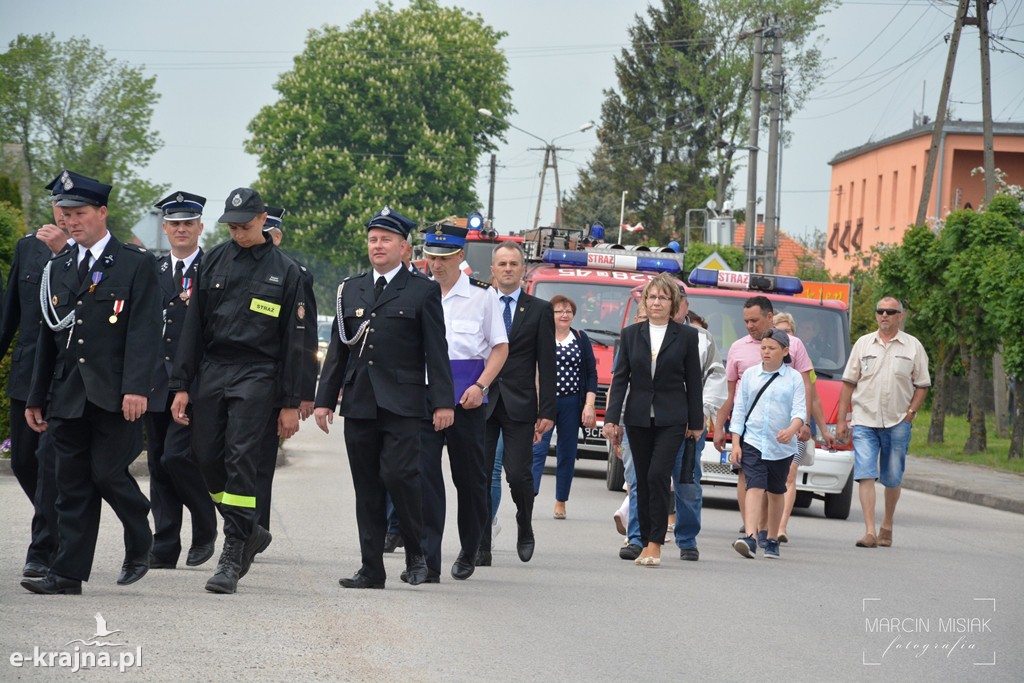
[2,0,1022,243]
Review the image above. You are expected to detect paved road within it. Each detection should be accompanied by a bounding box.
[2,424,1020,681]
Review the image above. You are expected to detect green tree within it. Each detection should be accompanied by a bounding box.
[0,33,164,242]
[564,0,838,242]
[978,194,1024,459]
[682,242,746,274]
[246,0,513,272]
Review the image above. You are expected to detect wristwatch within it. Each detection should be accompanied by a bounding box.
[473,381,489,396]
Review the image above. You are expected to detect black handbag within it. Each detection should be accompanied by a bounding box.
[679,437,697,484]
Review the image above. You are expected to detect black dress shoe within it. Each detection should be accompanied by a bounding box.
[117,558,150,586]
[679,547,700,561]
[338,572,384,589]
[22,562,48,578]
[619,543,642,561]
[474,549,492,567]
[401,568,440,584]
[187,538,216,567]
[401,555,429,586]
[148,552,176,570]
[383,532,404,554]
[21,574,82,595]
[451,553,475,580]
[517,526,536,563]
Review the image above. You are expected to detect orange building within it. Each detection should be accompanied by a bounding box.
[824,120,1024,275]
[733,221,821,277]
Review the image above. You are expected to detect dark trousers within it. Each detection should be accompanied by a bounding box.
[480,398,536,552]
[624,422,686,547]
[49,403,151,582]
[419,404,487,575]
[9,398,56,565]
[144,406,218,563]
[344,410,424,583]
[191,361,276,542]
[255,408,281,530]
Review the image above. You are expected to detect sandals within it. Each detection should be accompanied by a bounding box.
[635,556,661,567]
[878,528,893,547]
[856,533,878,548]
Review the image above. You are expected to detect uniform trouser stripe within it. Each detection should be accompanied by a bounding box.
[221,492,257,508]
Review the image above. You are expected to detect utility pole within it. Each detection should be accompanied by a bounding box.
[486,153,496,227]
[530,145,570,231]
[976,0,996,203]
[763,25,783,274]
[916,0,971,227]
[743,21,766,272]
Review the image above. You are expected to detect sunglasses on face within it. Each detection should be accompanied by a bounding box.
[876,308,900,316]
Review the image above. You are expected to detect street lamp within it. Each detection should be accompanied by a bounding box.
[478,108,595,231]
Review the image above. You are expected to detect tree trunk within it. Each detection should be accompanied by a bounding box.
[1010,379,1023,460]
[963,347,988,454]
[928,344,956,445]
[992,348,1010,438]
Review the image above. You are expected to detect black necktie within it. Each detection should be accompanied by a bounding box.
[174,260,185,294]
[374,276,387,301]
[77,253,91,285]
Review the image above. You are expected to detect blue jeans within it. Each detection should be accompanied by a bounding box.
[490,433,504,520]
[853,422,912,488]
[673,431,707,549]
[531,395,581,501]
[621,435,641,547]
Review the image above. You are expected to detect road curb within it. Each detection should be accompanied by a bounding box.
[901,473,1024,515]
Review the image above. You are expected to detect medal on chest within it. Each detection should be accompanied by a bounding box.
[109,299,125,324]
[89,271,103,294]
[180,277,193,303]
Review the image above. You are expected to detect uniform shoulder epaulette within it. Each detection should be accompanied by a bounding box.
[469,277,491,289]
[123,243,147,253]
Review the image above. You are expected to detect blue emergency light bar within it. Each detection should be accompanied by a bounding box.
[687,268,803,294]
[542,249,682,274]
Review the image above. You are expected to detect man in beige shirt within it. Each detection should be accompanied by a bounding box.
[836,297,930,549]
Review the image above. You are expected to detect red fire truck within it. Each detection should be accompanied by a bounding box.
[609,268,856,519]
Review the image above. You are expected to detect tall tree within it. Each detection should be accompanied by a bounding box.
[0,34,164,241]
[564,0,837,243]
[246,0,513,272]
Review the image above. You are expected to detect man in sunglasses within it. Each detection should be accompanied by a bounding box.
[836,297,930,550]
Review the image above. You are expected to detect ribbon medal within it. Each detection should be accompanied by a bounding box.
[89,271,103,294]
[180,277,193,303]
[109,299,125,324]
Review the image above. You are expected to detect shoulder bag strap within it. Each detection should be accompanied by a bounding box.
[741,372,780,439]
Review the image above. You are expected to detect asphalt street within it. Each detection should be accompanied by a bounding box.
[1,423,1021,682]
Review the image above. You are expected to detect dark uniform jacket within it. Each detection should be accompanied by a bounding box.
[27,237,162,418]
[314,266,453,419]
[0,235,57,401]
[278,251,318,403]
[170,235,306,407]
[486,290,557,423]
[147,250,202,413]
[605,319,704,430]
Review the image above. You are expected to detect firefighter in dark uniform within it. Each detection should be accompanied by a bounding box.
[418,220,508,582]
[254,206,318,532]
[144,191,218,570]
[22,170,161,595]
[0,173,74,579]
[170,187,306,594]
[314,206,454,590]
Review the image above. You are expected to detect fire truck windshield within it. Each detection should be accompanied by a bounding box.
[462,242,498,281]
[531,281,633,344]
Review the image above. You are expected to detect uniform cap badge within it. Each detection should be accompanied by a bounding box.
[231,193,243,207]
[176,193,184,203]
[381,206,391,216]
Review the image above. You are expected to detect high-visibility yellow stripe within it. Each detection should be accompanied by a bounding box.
[221,492,257,509]
[210,491,224,503]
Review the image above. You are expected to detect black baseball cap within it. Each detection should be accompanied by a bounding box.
[218,187,266,224]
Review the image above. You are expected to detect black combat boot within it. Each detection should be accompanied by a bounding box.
[239,525,272,579]
[205,538,244,594]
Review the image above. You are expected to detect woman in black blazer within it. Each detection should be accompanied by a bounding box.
[602,273,704,566]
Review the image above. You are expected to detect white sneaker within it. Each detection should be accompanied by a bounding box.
[492,517,501,540]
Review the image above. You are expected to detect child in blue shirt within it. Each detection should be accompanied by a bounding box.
[729,328,805,559]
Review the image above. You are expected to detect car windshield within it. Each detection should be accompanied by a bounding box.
[317,320,333,344]
[531,281,635,336]
[623,292,851,376]
[462,241,500,281]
